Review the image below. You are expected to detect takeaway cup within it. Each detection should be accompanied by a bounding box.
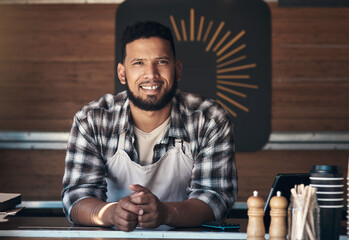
[310,165,343,240]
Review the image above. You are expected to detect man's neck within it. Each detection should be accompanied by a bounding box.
[130,102,172,133]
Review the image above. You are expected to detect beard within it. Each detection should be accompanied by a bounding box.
[125,74,178,111]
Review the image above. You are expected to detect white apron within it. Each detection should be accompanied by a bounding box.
[106,132,194,202]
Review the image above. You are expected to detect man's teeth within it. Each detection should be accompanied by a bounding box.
[142,85,160,90]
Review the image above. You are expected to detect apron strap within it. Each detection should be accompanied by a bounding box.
[174,139,183,149]
[117,131,126,151]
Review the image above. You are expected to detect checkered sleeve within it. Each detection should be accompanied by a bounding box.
[61,115,107,221]
[188,114,237,221]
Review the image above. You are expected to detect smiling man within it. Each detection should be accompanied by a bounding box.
[62,21,237,232]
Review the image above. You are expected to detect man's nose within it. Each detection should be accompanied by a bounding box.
[144,63,159,79]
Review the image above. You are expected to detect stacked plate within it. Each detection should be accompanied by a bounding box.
[310,165,343,240]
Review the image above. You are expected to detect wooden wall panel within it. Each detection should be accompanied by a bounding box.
[270,4,349,131]
[0,61,115,130]
[0,5,116,61]
[0,4,117,131]
[272,81,349,130]
[0,150,66,200]
[0,3,349,131]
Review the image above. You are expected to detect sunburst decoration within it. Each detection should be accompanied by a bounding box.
[169,8,258,118]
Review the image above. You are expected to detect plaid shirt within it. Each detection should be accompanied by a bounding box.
[62,90,237,221]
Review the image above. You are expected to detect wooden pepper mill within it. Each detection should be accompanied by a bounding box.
[247,190,265,240]
[269,191,288,240]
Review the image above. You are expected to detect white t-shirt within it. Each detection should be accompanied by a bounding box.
[133,117,170,166]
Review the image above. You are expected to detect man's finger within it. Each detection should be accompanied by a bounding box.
[130,191,145,199]
[131,200,156,214]
[129,184,151,193]
[114,219,138,232]
[137,219,158,229]
[137,212,155,222]
[116,208,138,221]
[118,199,143,215]
[130,193,153,205]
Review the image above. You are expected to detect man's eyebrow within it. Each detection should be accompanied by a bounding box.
[129,56,171,62]
[156,56,171,60]
[130,58,144,62]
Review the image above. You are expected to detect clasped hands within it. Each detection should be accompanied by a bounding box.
[110,184,168,232]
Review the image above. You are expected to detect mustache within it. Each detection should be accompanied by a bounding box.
[139,80,163,84]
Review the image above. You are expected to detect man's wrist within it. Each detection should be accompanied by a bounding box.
[71,198,116,227]
[160,199,215,227]
[98,202,118,226]
[162,202,178,226]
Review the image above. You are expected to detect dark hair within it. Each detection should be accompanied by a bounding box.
[120,21,176,62]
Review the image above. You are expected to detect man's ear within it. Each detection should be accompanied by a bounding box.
[175,61,183,82]
[117,63,126,85]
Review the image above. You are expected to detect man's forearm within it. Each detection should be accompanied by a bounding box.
[163,199,215,227]
[71,197,215,229]
[70,198,116,227]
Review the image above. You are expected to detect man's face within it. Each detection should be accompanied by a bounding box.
[118,37,182,111]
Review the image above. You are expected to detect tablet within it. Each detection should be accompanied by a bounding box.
[263,173,310,231]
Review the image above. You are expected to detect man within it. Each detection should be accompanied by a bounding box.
[62,21,237,232]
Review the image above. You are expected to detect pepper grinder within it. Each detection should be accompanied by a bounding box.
[247,190,265,240]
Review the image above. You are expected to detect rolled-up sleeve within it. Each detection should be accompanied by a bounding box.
[61,115,107,221]
[188,117,237,221]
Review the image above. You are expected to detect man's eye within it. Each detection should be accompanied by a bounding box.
[133,62,143,65]
[158,60,168,64]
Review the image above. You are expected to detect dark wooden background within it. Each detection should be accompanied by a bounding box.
[0,3,348,202]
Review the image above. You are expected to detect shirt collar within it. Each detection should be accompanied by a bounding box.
[166,92,189,142]
[116,95,133,135]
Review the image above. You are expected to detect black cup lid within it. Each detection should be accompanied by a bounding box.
[310,165,342,177]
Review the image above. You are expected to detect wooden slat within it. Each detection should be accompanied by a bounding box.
[272,119,349,131]
[273,61,349,79]
[0,5,117,62]
[0,61,115,131]
[269,3,349,131]
[0,4,117,131]
[0,150,66,200]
